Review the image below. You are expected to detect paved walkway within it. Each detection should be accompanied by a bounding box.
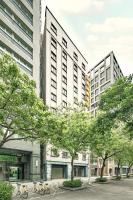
[13,178,133,200]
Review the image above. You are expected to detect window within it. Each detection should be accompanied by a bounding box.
[91,98,94,104]
[51,148,59,157]
[100,66,104,72]
[62,88,67,96]
[95,89,99,95]
[51,37,57,49]
[82,93,85,99]
[74,64,78,72]
[62,151,68,158]
[74,75,78,82]
[100,78,105,85]
[62,63,67,72]
[95,96,99,102]
[95,75,99,82]
[82,73,85,81]
[51,65,57,75]
[73,52,78,61]
[51,51,56,61]
[82,154,86,161]
[51,93,57,102]
[51,79,57,88]
[91,79,94,85]
[62,50,67,60]
[82,83,85,90]
[82,63,86,70]
[91,85,94,91]
[62,37,67,48]
[95,82,99,88]
[62,75,67,84]
[95,70,98,76]
[51,23,57,35]
[74,97,78,104]
[106,67,111,81]
[62,101,67,107]
[100,71,104,78]
[74,86,78,93]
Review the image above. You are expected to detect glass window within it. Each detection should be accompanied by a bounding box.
[62,151,68,158]
[51,148,59,157]
[106,67,111,81]
[74,75,78,82]
[51,93,57,102]
[51,79,57,88]
[51,51,56,61]
[51,65,57,75]
[62,63,67,72]
[62,37,67,48]
[62,75,67,84]
[62,88,67,96]
[62,50,67,60]
[51,37,57,49]
[51,23,57,35]
[73,52,78,61]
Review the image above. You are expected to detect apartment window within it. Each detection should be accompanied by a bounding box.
[74,75,78,82]
[73,52,78,61]
[74,64,78,72]
[62,75,67,84]
[51,37,57,49]
[82,83,85,90]
[82,154,86,161]
[82,73,85,81]
[62,37,67,48]
[82,93,85,99]
[95,82,99,88]
[82,63,86,70]
[95,96,99,102]
[62,63,67,72]
[51,51,56,62]
[95,89,99,95]
[62,151,68,158]
[62,88,67,96]
[95,75,99,82]
[74,97,78,104]
[51,148,59,157]
[100,66,104,72]
[95,70,98,76]
[51,107,56,113]
[51,93,57,102]
[100,71,104,78]
[62,50,67,60]
[91,91,94,97]
[91,79,94,85]
[106,67,111,81]
[74,86,78,94]
[51,65,57,75]
[100,78,105,85]
[51,79,57,89]
[62,101,67,107]
[91,85,94,91]
[12,0,33,24]
[51,23,57,35]
[91,98,94,104]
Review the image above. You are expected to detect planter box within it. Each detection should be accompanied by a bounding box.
[60,186,88,191]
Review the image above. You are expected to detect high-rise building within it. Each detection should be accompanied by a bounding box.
[0,0,41,181]
[40,7,89,180]
[88,51,123,116]
[88,52,123,177]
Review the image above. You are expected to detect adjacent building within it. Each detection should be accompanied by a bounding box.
[88,51,123,116]
[0,0,41,181]
[88,52,124,177]
[40,7,89,180]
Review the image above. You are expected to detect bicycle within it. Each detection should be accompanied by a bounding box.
[33,181,50,195]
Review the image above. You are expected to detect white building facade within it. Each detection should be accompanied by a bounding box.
[41,7,89,180]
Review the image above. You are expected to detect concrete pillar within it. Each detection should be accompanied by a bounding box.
[30,154,40,180]
[46,163,52,181]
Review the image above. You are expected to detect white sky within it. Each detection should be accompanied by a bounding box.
[41,0,133,76]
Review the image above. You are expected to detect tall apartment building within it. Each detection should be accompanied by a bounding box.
[88,52,123,177]
[88,51,123,116]
[0,0,41,181]
[41,7,89,180]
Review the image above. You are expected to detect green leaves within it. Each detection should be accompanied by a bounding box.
[0,54,50,146]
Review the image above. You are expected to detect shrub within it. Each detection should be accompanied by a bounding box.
[95,177,108,183]
[63,179,82,188]
[0,181,13,200]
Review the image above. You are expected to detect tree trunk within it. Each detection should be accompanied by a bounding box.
[100,158,106,178]
[116,162,120,178]
[126,165,132,178]
[40,144,45,179]
[71,156,74,181]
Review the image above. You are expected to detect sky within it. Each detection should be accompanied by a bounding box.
[41,0,133,76]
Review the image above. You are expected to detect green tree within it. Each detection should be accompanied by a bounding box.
[0,54,51,147]
[99,77,133,138]
[90,113,126,178]
[50,106,92,181]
